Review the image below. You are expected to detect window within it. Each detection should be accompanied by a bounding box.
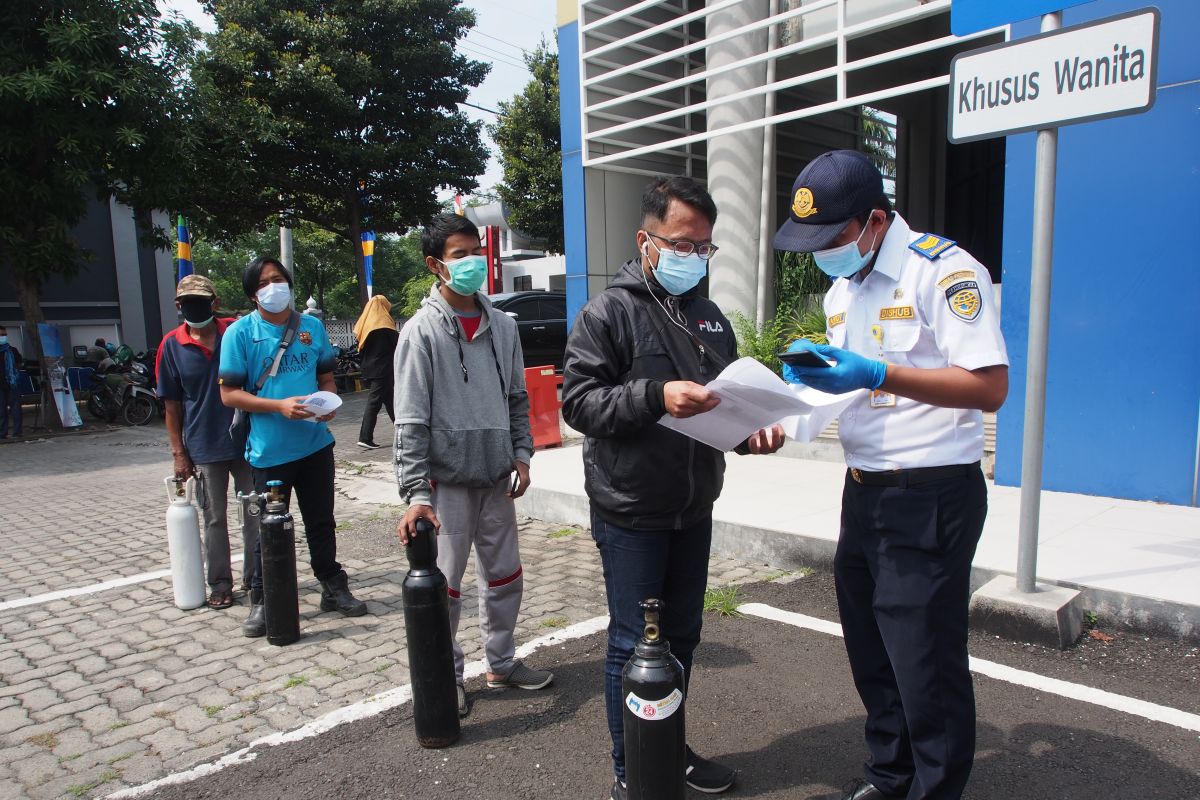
[513,275,533,291]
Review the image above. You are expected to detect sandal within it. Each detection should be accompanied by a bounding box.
[207,590,235,609]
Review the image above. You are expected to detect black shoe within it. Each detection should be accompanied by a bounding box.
[242,589,265,638]
[319,571,368,616]
[836,779,900,800]
[609,779,627,800]
[356,440,381,450]
[686,746,735,794]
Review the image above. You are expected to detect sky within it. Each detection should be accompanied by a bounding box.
[158,0,558,197]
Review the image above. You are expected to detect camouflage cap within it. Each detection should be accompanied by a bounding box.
[175,274,216,299]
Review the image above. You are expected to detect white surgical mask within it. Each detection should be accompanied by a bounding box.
[256,282,292,313]
[813,218,879,279]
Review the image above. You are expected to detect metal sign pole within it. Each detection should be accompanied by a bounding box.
[1016,10,1062,594]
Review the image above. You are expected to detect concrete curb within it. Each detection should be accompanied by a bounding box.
[519,485,1200,642]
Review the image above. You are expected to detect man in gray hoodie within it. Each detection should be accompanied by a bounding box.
[394,213,553,718]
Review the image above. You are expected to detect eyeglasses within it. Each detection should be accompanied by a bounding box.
[644,231,720,260]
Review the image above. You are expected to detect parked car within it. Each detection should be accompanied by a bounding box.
[488,290,567,371]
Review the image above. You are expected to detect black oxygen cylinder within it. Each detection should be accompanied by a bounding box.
[622,598,686,800]
[260,480,300,646]
[402,518,460,748]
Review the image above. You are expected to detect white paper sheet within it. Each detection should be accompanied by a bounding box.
[656,357,862,451]
[298,390,343,421]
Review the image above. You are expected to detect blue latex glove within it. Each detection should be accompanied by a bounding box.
[782,340,887,394]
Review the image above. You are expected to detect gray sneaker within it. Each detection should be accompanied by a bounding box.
[456,683,471,718]
[486,661,553,690]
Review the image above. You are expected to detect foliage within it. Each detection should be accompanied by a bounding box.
[775,250,828,317]
[399,272,437,318]
[0,0,198,355]
[190,225,426,320]
[861,106,897,180]
[702,586,743,618]
[490,39,563,254]
[778,304,829,347]
[730,311,787,374]
[189,0,490,304]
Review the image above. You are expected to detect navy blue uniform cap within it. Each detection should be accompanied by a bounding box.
[773,150,884,253]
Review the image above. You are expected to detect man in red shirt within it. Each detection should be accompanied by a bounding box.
[157,275,258,609]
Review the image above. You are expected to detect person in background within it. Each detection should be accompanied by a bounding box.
[774,150,1008,800]
[394,213,552,718]
[156,275,258,608]
[0,326,24,439]
[219,256,368,637]
[561,176,785,800]
[353,294,399,450]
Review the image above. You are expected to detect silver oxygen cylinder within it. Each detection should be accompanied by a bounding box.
[164,477,206,610]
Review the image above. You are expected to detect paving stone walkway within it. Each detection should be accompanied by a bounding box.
[0,400,777,799]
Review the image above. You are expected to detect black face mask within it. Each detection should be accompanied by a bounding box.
[179,297,214,327]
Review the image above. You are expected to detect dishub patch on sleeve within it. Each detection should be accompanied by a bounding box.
[909,234,956,260]
[945,280,982,321]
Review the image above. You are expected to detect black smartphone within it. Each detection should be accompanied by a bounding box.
[777,349,832,368]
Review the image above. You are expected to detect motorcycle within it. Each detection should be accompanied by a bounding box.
[86,358,158,426]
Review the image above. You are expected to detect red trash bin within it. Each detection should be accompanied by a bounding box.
[524,365,562,450]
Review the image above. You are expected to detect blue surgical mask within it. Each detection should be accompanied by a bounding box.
[256,282,292,313]
[437,255,487,296]
[647,239,708,295]
[0,336,7,346]
[813,220,879,279]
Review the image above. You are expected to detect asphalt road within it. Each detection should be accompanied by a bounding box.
[139,573,1199,800]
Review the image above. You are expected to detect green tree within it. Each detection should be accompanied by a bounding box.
[491,39,563,254]
[0,0,197,362]
[190,0,490,306]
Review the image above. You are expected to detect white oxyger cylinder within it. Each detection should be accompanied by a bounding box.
[165,477,206,610]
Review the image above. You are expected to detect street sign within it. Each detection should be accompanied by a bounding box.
[948,8,1159,144]
[951,0,1098,36]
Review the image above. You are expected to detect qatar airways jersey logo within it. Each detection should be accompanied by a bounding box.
[696,320,724,334]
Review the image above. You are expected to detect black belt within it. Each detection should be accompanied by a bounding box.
[849,462,980,488]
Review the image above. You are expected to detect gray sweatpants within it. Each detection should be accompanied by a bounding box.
[195,458,259,592]
[432,480,523,682]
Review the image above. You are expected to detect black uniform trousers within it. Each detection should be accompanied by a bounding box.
[835,465,987,800]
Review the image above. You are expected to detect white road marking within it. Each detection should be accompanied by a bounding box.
[106,613,611,799]
[739,602,1200,734]
[0,552,246,613]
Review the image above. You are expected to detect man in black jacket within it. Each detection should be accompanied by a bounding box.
[563,177,785,800]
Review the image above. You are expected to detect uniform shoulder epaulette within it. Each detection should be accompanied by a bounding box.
[908,233,956,260]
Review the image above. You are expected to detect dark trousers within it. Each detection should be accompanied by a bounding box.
[357,377,394,444]
[0,387,22,437]
[835,466,987,800]
[592,509,711,782]
[249,443,341,590]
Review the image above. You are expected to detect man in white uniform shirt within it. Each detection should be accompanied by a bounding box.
[774,150,1008,800]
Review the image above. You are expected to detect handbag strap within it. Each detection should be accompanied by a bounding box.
[253,312,301,393]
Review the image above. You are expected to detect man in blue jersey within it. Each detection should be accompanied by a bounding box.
[219,256,367,637]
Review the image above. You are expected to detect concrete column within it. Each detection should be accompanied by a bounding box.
[109,197,147,351]
[152,210,179,332]
[706,0,770,322]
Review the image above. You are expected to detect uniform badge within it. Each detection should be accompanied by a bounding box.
[893,288,904,300]
[909,234,956,260]
[878,306,914,321]
[827,312,846,328]
[937,269,975,288]
[945,280,982,321]
[792,187,818,219]
[298,331,313,345]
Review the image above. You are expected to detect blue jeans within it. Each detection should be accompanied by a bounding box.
[591,509,711,782]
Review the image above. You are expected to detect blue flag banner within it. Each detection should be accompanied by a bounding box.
[361,231,376,298]
[176,215,193,280]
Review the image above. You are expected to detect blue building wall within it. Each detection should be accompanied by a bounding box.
[557,15,588,332]
[996,0,1200,505]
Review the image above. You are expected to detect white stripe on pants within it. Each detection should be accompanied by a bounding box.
[432,480,522,682]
